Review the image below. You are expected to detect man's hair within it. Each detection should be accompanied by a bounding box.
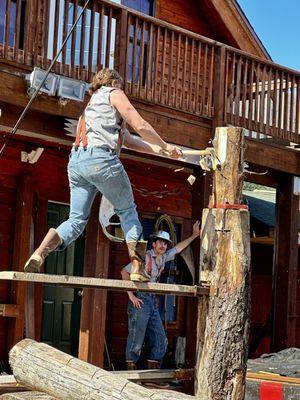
[152,237,169,245]
[89,68,124,94]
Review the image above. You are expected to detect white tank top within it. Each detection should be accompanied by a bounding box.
[84,86,123,150]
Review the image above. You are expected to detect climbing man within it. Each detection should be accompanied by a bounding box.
[121,221,201,371]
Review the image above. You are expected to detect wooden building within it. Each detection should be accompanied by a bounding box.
[0,0,299,388]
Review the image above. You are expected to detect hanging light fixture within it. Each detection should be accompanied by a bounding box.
[27,67,60,96]
[57,76,87,102]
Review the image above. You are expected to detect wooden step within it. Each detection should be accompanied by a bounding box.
[112,368,194,381]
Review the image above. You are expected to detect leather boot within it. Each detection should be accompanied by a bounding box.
[126,360,137,370]
[144,360,170,389]
[147,360,160,369]
[127,240,150,282]
[24,228,62,273]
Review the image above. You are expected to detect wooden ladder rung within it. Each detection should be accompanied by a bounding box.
[0,272,209,297]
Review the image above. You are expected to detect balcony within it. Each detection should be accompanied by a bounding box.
[1,0,300,145]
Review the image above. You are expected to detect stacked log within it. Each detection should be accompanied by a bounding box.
[4,339,194,400]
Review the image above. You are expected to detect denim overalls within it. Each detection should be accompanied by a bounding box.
[125,248,177,363]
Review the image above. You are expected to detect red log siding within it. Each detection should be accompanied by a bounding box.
[156,0,215,38]
[296,249,300,347]
[0,136,70,368]
[0,179,17,364]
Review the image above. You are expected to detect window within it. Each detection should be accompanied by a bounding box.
[0,0,26,48]
[47,0,117,70]
[46,0,154,76]
[121,0,154,85]
[121,0,154,15]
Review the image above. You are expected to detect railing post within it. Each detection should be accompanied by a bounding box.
[24,0,39,65]
[212,45,226,130]
[115,8,128,85]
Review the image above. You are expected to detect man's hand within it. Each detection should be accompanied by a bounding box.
[128,292,144,309]
[165,144,183,159]
[174,220,201,253]
[192,220,201,237]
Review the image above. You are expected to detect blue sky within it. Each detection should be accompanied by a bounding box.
[238,0,300,71]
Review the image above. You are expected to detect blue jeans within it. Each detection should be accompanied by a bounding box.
[56,147,142,248]
[126,292,168,363]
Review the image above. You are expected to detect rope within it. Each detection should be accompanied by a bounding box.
[209,204,249,210]
[0,0,91,159]
[132,184,183,199]
[154,214,177,245]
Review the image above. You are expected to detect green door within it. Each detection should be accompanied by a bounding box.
[41,202,84,356]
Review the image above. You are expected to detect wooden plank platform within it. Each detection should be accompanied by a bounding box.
[0,272,209,297]
[0,376,27,396]
[112,368,194,381]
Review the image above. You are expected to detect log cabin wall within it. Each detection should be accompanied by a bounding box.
[297,250,300,345]
[0,135,70,368]
[155,0,238,47]
[156,0,216,39]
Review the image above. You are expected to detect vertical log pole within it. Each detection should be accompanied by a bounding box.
[78,196,110,367]
[8,175,34,350]
[196,127,251,400]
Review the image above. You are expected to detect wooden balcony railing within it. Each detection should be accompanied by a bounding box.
[1,0,300,144]
[224,49,300,144]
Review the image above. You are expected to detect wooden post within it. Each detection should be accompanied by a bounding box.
[196,127,251,400]
[115,8,128,80]
[7,175,34,350]
[78,196,110,367]
[272,174,299,350]
[9,339,194,400]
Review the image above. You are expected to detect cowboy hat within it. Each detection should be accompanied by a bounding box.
[150,230,172,244]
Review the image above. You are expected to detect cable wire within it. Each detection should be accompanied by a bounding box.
[0,0,91,159]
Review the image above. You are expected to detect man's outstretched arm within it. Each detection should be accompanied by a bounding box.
[174,220,201,254]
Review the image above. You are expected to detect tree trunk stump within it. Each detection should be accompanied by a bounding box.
[196,127,251,400]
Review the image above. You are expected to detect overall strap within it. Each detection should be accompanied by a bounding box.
[146,251,153,276]
[74,114,88,150]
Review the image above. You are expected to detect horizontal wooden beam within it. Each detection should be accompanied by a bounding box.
[0,304,19,318]
[0,69,86,119]
[245,138,300,176]
[0,272,209,297]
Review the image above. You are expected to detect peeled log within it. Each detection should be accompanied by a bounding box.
[9,339,194,400]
